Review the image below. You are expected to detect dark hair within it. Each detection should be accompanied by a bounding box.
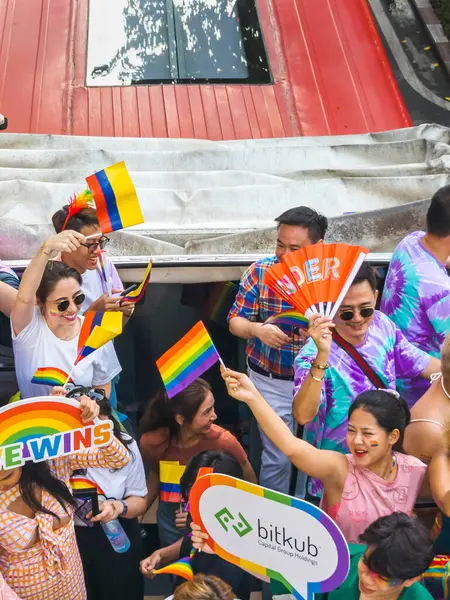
[180,450,243,501]
[138,378,212,445]
[359,512,434,581]
[36,261,82,304]
[275,206,328,243]
[351,263,378,293]
[98,399,134,455]
[427,185,450,237]
[52,206,99,234]
[19,461,77,519]
[348,390,410,452]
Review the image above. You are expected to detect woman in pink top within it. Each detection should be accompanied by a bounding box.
[221,368,426,543]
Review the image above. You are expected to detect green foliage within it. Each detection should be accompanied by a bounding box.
[431,0,450,39]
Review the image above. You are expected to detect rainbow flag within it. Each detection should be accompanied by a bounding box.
[70,476,105,497]
[153,550,195,580]
[123,260,152,304]
[31,367,74,387]
[265,309,309,329]
[75,311,123,365]
[156,321,221,399]
[86,161,144,234]
[159,460,186,503]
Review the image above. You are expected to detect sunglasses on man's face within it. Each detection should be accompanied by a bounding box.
[54,293,86,313]
[339,306,375,321]
[80,236,109,254]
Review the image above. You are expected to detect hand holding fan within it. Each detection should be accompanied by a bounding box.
[264,243,368,318]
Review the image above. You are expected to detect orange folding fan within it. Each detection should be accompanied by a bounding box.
[264,243,369,318]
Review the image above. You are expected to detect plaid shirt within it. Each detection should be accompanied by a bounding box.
[228,256,303,377]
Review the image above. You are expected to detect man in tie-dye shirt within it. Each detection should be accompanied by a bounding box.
[293,264,439,499]
[381,185,450,405]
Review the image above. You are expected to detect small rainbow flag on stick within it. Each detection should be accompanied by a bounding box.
[157,321,222,399]
[86,161,144,234]
[75,311,123,365]
[122,260,152,304]
[153,551,195,580]
[31,367,74,387]
[265,310,309,329]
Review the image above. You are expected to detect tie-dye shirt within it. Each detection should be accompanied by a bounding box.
[294,311,430,498]
[381,231,450,404]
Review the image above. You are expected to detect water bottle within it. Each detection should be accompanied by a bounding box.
[101,519,131,553]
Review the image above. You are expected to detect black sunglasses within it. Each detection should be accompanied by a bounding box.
[55,293,86,313]
[339,307,375,321]
[66,384,106,402]
[80,236,109,254]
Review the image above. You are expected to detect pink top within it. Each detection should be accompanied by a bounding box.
[321,452,426,543]
[0,574,21,600]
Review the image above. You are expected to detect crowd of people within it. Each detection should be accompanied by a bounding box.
[0,184,449,600]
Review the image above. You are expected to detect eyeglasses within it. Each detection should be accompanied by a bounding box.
[54,293,86,313]
[65,384,106,402]
[80,236,109,254]
[339,306,375,321]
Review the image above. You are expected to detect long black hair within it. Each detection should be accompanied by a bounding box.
[98,398,134,461]
[348,389,410,452]
[138,378,212,448]
[19,462,77,519]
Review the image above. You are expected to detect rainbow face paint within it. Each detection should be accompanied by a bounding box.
[369,441,379,447]
[48,308,59,317]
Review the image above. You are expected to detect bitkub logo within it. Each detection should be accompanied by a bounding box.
[215,507,253,537]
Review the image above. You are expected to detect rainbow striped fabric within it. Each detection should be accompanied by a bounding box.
[75,311,123,365]
[86,161,144,234]
[31,367,74,387]
[156,321,220,399]
[159,460,186,503]
[153,549,195,580]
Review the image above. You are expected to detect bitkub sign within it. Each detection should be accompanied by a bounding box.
[190,474,349,600]
[0,397,113,469]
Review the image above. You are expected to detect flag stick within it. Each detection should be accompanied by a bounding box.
[62,364,76,390]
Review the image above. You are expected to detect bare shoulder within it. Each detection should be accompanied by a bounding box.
[404,418,447,465]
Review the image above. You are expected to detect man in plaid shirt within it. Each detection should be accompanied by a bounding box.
[228,207,328,493]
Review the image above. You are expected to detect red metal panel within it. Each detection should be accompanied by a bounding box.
[0,0,411,139]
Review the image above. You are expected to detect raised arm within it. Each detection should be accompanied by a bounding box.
[0,280,17,317]
[222,367,347,489]
[293,316,333,425]
[11,231,84,335]
[429,450,450,516]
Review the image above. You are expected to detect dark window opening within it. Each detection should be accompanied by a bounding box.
[87,0,271,86]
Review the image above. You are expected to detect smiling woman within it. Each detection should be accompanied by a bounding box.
[221,368,426,544]
[10,232,121,399]
[139,378,256,547]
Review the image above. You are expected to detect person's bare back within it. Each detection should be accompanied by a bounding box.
[404,337,450,500]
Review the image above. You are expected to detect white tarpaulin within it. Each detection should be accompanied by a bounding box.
[0,123,449,260]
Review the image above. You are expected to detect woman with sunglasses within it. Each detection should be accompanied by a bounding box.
[11,231,121,399]
[292,263,439,502]
[222,367,426,543]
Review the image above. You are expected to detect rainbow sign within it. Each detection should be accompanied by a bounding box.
[31,367,74,387]
[0,397,113,469]
[190,474,349,600]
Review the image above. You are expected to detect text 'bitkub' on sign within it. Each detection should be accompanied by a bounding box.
[190,474,350,600]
